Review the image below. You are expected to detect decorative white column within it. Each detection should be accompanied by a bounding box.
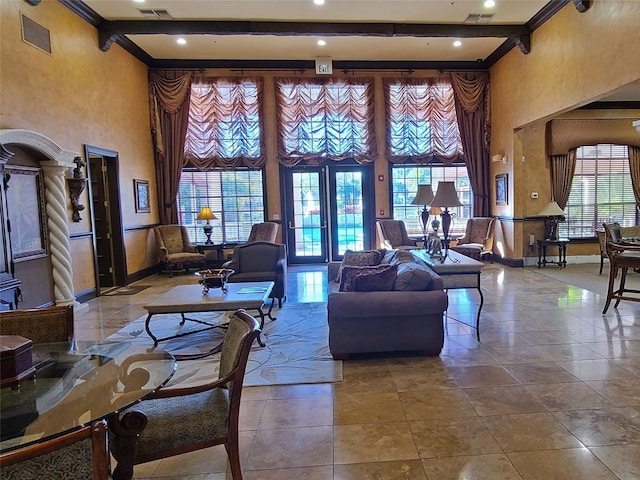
[40,163,76,305]
[0,129,78,306]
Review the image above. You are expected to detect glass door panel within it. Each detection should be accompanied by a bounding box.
[330,169,365,257]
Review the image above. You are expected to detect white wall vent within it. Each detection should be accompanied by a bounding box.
[137,9,174,19]
[464,13,494,24]
[21,14,51,54]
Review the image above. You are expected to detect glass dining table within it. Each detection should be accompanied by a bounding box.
[0,339,176,455]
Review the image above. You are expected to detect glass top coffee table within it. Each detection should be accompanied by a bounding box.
[142,281,274,348]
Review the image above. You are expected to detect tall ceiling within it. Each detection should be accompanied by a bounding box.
[70,0,559,69]
[63,0,639,102]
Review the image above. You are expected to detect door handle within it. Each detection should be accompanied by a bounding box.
[288,222,328,229]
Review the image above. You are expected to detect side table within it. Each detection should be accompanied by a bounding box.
[195,243,225,268]
[537,238,569,269]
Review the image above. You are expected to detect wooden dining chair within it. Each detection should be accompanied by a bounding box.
[108,309,261,480]
[0,420,110,480]
[602,222,640,314]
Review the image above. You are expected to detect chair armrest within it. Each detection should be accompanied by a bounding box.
[456,235,469,245]
[222,258,239,270]
[185,244,198,253]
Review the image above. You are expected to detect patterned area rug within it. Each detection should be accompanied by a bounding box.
[105,302,342,389]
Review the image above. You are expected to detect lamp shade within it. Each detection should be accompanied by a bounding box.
[196,207,217,221]
[432,181,463,208]
[537,201,565,217]
[411,184,434,206]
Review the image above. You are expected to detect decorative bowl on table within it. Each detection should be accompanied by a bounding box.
[195,268,235,295]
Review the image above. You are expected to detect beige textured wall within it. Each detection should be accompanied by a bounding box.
[0,0,157,292]
[490,1,640,262]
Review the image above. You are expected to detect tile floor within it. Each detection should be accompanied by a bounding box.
[73,263,640,479]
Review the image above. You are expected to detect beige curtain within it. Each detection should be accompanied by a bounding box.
[383,77,463,164]
[450,72,491,216]
[149,71,193,224]
[550,148,577,209]
[275,77,376,166]
[629,145,640,206]
[184,77,266,169]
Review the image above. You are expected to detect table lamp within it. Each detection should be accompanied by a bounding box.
[431,181,463,256]
[410,184,434,243]
[196,206,217,244]
[537,201,565,241]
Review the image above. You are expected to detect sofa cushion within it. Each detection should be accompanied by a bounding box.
[353,264,398,292]
[337,249,384,283]
[339,264,392,292]
[393,262,434,291]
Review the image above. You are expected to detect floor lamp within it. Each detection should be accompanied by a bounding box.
[431,181,463,257]
[410,184,434,246]
[197,206,217,244]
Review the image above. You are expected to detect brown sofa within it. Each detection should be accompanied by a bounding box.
[327,250,448,359]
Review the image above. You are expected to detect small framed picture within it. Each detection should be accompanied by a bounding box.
[495,173,508,205]
[134,179,150,213]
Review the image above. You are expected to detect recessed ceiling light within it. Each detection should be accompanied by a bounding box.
[484,0,495,7]
[453,40,462,47]
[176,38,187,45]
[314,0,325,5]
[317,39,326,46]
[132,0,145,3]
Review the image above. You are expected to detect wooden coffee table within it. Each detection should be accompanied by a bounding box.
[143,281,274,347]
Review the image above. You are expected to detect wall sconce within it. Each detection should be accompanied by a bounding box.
[67,156,86,222]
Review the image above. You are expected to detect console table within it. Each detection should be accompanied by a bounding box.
[412,249,484,340]
[537,238,569,269]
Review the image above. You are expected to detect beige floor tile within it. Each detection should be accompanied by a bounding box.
[516,329,578,345]
[334,422,418,464]
[258,396,333,429]
[582,339,640,358]
[410,416,502,458]
[447,364,519,388]
[503,362,580,384]
[438,347,498,366]
[421,454,522,480]
[482,412,583,452]
[243,465,333,480]
[590,444,640,479]
[334,460,427,480]
[553,406,640,446]
[333,392,405,424]
[388,361,457,391]
[507,447,618,480]
[332,371,397,395]
[587,378,640,407]
[524,381,614,411]
[462,385,547,416]
[267,383,335,400]
[145,445,229,477]
[557,358,636,381]
[399,389,478,421]
[247,426,333,470]
[239,399,266,431]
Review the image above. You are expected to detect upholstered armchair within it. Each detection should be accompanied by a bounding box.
[247,222,279,243]
[0,420,110,480]
[451,217,496,261]
[0,305,74,344]
[108,310,261,480]
[223,241,287,308]
[153,225,205,277]
[376,220,419,250]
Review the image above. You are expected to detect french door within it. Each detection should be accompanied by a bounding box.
[282,164,375,264]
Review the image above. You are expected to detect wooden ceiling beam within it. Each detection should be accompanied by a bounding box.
[98,20,531,52]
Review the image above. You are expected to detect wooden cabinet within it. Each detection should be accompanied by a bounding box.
[0,146,22,310]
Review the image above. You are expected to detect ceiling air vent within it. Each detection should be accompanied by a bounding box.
[21,14,51,54]
[137,9,173,19]
[464,13,494,24]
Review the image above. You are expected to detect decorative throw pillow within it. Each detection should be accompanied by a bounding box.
[339,264,391,292]
[336,249,383,283]
[353,264,398,292]
[393,262,434,291]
